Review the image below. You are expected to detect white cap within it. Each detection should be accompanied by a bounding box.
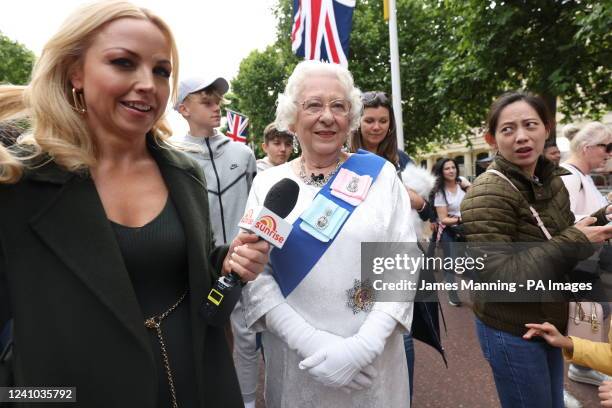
[174,76,229,110]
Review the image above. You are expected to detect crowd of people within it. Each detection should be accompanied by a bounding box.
[0,1,611,408]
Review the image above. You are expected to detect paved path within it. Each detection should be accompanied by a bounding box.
[252,286,603,407]
[412,290,601,408]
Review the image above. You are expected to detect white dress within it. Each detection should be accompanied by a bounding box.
[242,160,418,408]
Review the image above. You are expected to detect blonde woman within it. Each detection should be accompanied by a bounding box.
[561,122,612,221]
[0,2,268,407]
[559,122,612,391]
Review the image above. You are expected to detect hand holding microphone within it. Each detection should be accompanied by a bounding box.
[222,232,269,283]
[201,178,300,326]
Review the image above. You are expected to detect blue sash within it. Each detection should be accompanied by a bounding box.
[270,150,386,297]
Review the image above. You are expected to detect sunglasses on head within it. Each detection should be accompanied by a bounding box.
[592,143,612,153]
[362,91,390,105]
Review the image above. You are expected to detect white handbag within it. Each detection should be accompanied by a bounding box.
[567,302,609,343]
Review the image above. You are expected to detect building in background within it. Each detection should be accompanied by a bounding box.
[416,112,612,187]
[416,131,492,180]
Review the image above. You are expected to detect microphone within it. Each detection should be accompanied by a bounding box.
[201,178,300,326]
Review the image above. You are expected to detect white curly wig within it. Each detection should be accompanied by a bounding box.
[275,60,362,134]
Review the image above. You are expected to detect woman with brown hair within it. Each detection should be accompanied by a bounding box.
[350,91,443,402]
[461,91,612,408]
[350,91,408,170]
[349,91,432,220]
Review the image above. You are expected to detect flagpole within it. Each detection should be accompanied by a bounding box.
[387,0,404,151]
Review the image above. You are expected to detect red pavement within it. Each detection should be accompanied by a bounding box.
[252,288,603,407]
[412,290,601,408]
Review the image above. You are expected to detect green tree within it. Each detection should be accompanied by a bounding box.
[350,0,611,147]
[437,0,612,138]
[341,0,465,151]
[228,46,298,158]
[232,0,611,153]
[349,0,467,152]
[232,0,462,154]
[0,32,35,85]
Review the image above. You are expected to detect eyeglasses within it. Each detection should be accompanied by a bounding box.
[362,91,390,106]
[590,143,612,153]
[298,98,351,116]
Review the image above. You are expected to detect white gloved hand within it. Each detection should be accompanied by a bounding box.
[298,310,397,388]
[298,336,364,387]
[340,364,378,393]
[265,302,342,359]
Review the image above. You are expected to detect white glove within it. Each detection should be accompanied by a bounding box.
[298,310,397,388]
[265,303,379,391]
[340,364,378,393]
[265,302,342,359]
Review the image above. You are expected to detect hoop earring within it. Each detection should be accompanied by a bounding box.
[292,136,300,154]
[71,88,87,114]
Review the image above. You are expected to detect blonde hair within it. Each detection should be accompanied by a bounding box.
[562,123,580,141]
[570,121,612,155]
[0,0,179,183]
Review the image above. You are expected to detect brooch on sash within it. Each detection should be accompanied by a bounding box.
[330,168,373,206]
[346,279,376,314]
[299,195,349,242]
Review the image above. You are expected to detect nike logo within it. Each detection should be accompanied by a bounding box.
[230,164,238,170]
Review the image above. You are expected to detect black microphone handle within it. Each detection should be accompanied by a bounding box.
[200,232,256,327]
[226,271,242,285]
[201,178,299,326]
[200,270,244,327]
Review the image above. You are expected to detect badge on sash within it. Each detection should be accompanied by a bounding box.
[299,195,349,242]
[270,151,387,297]
[330,168,373,206]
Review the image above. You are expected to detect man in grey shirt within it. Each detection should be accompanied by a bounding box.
[174,76,258,408]
[173,76,256,246]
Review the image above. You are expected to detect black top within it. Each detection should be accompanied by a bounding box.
[0,138,242,408]
[111,198,198,408]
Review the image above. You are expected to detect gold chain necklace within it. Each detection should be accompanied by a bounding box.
[144,289,188,408]
[299,156,343,187]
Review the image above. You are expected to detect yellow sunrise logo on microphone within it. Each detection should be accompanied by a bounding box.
[239,206,292,249]
[254,215,284,245]
[257,215,277,231]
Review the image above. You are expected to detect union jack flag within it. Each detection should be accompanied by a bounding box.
[291,0,356,67]
[226,110,249,143]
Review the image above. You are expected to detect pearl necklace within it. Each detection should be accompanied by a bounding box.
[299,156,343,187]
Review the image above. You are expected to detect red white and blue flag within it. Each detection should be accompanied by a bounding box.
[226,110,249,143]
[291,0,356,67]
